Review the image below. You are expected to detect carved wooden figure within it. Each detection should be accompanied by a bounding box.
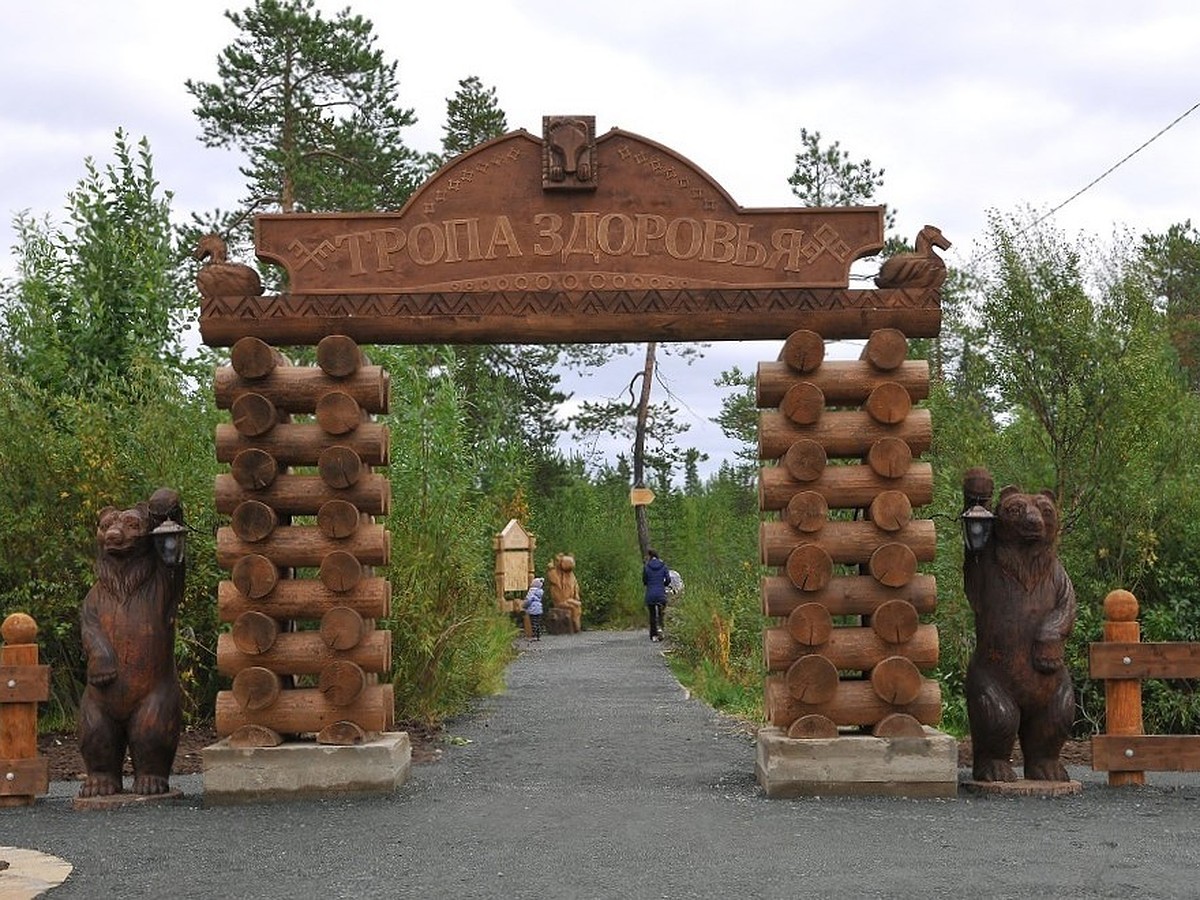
[546,553,583,633]
[194,233,263,301]
[962,468,1077,782]
[875,225,951,290]
[78,488,185,797]
[543,115,596,189]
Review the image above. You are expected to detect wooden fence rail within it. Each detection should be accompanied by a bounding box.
[1089,589,1200,786]
[0,613,50,806]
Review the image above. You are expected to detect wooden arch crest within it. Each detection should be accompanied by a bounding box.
[198,120,941,347]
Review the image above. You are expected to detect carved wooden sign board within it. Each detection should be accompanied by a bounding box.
[199,116,941,346]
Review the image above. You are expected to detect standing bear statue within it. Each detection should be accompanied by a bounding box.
[545,553,583,634]
[78,488,185,798]
[962,467,1077,782]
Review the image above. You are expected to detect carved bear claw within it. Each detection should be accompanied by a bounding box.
[131,774,172,795]
[1024,759,1070,782]
[973,758,1018,783]
[80,773,122,798]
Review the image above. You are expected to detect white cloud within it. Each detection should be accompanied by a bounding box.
[3,0,1199,477]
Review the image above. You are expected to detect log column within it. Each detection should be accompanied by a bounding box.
[214,335,393,747]
[757,328,941,739]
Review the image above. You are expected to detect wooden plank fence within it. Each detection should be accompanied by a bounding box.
[0,613,50,806]
[1089,589,1200,786]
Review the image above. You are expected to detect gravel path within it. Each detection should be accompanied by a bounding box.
[5,630,1200,899]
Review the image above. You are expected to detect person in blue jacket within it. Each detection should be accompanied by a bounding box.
[523,577,544,640]
[642,549,671,641]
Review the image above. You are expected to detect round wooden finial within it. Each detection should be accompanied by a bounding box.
[779,382,825,426]
[780,329,825,373]
[1,612,37,645]
[317,334,364,378]
[863,328,909,371]
[1104,589,1139,622]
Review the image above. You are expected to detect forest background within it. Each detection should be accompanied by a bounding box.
[2,0,1200,741]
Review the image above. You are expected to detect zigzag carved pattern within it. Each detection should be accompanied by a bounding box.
[201,288,938,322]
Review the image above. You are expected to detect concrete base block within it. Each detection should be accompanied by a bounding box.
[202,732,411,806]
[755,726,958,798]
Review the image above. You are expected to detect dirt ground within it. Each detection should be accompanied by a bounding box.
[37,723,1090,782]
[37,721,445,782]
[956,735,1092,768]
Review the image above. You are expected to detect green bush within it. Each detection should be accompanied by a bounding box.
[664,563,765,720]
[0,360,224,726]
[527,464,645,629]
[376,346,517,724]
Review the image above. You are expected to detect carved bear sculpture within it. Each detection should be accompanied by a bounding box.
[963,468,1077,782]
[545,553,583,633]
[78,489,184,797]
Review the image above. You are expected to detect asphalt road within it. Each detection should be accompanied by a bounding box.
[5,629,1200,899]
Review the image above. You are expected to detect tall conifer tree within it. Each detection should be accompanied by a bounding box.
[440,75,508,161]
[186,0,426,215]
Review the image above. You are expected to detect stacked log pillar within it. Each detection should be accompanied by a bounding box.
[757,328,943,741]
[214,335,394,748]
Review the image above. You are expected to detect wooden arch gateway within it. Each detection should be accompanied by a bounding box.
[199,115,954,799]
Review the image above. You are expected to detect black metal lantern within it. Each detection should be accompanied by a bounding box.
[960,505,995,553]
[151,518,187,567]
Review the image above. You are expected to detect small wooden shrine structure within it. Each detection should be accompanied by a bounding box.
[494,519,536,614]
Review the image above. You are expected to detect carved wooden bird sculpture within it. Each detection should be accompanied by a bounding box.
[874,224,952,290]
[194,234,263,300]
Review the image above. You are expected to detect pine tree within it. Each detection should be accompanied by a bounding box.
[186,0,426,216]
[788,127,894,230]
[440,75,508,161]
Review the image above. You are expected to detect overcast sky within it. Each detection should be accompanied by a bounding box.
[3,0,1198,477]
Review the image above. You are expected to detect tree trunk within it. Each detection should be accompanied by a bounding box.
[763,623,939,672]
[760,573,937,618]
[218,576,391,622]
[633,341,656,557]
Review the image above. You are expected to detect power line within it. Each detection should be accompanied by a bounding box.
[1030,98,1200,229]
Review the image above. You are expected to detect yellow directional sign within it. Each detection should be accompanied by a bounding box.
[630,487,655,506]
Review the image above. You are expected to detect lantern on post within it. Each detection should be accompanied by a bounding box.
[152,519,187,567]
[960,505,995,553]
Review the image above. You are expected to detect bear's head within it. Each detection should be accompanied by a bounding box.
[993,486,1059,548]
[95,503,153,559]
